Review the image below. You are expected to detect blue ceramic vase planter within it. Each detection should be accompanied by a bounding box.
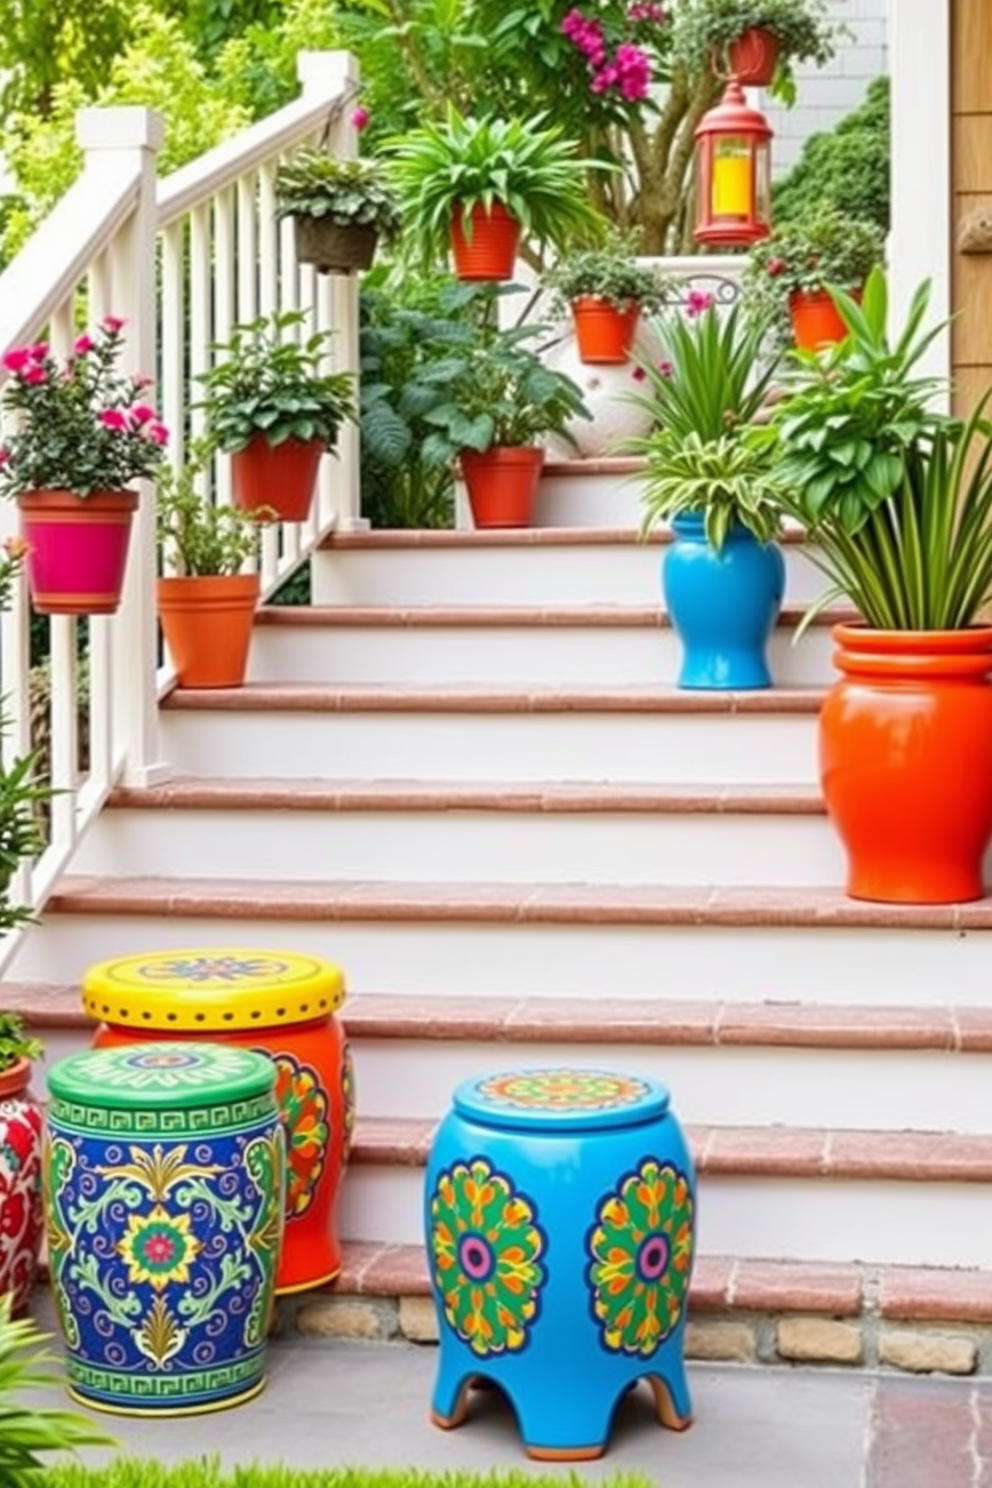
[425,1066,696,1461]
[663,513,785,689]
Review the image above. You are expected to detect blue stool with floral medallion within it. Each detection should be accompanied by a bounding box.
[424,1065,696,1461]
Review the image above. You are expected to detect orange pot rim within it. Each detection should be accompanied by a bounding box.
[0,1056,32,1098]
[831,623,992,653]
[157,573,261,597]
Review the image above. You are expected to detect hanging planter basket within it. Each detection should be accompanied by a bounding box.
[727,27,781,85]
[157,573,261,689]
[571,298,642,364]
[450,202,521,281]
[461,447,544,528]
[16,488,138,616]
[293,217,379,275]
[820,625,992,904]
[230,434,325,524]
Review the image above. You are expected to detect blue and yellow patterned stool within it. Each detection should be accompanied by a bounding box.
[424,1065,697,1461]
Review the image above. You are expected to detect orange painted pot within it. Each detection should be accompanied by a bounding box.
[83,949,352,1294]
[571,298,641,364]
[727,27,780,85]
[789,289,859,352]
[157,574,260,689]
[231,434,324,523]
[820,625,992,903]
[461,446,544,528]
[450,202,521,281]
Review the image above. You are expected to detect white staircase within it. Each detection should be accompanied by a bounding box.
[10,468,992,1368]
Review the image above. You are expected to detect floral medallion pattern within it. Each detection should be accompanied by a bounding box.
[585,1158,694,1358]
[267,1052,328,1219]
[476,1069,649,1112]
[137,954,292,985]
[429,1157,546,1357]
[0,1092,43,1312]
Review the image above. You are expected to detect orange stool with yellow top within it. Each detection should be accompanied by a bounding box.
[83,948,353,1295]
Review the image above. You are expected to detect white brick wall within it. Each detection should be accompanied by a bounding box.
[759,0,889,175]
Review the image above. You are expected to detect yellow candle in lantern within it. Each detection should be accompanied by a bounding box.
[712,153,751,217]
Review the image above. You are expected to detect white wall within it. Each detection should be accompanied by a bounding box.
[760,0,889,175]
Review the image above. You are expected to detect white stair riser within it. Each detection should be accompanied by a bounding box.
[532,471,646,528]
[159,711,820,784]
[29,1024,989,1136]
[249,622,835,687]
[14,916,989,1008]
[311,544,828,608]
[71,805,846,885]
[339,1166,992,1268]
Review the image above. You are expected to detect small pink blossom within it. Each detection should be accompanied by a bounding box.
[74,334,96,355]
[766,258,786,277]
[686,289,715,318]
[2,348,32,375]
[98,408,128,431]
[102,315,126,334]
[134,373,154,390]
[29,342,48,362]
[658,358,673,377]
[22,365,46,385]
[350,106,370,131]
[147,422,169,446]
[630,365,647,381]
[129,403,156,427]
[0,448,9,467]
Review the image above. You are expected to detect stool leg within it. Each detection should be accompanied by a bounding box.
[430,1356,478,1431]
[509,1386,619,1462]
[646,1353,693,1432]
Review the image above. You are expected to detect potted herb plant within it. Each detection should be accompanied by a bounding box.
[418,319,591,527]
[386,105,605,281]
[670,0,841,97]
[626,298,784,689]
[542,228,672,365]
[757,268,992,904]
[275,150,401,274]
[156,441,275,689]
[0,317,167,615]
[743,204,885,350]
[199,309,356,524]
[0,1013,44,1317]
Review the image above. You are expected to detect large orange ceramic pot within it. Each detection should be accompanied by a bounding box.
[820,624,992,904]
[83,949,352,1294]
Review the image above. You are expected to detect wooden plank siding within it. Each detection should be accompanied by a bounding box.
[952,0,992,411]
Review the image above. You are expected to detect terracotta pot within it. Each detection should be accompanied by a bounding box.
[820,624,992,904]
[293,217,379,274]
[461,447,545,528]
[571,298,642,364]
[789,289,859,351]
[157,573,260,689]
[450,202,521,281]
[231,434,325,522]
[17,488,138,616]
[727,27,780,85]
[0,1057,43,1316]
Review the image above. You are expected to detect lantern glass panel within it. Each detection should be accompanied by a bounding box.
[711,135,752,220]
[754,141,771,226]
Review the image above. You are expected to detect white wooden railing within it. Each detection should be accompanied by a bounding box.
[0,49,363,970]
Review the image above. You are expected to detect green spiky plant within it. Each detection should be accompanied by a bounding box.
[0,1295,117,1484]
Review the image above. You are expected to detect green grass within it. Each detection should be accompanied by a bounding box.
[48,1465,657,1488]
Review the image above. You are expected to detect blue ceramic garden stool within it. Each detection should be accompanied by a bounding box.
[425,1066,696,1461]
[43,1042,285,1416]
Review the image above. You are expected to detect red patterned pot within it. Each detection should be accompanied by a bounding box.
[0,1058,43,1314]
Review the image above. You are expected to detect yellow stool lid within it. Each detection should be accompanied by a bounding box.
[82,948,345,1031]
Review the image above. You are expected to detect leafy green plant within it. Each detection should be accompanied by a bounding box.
[773,75,890,233]
[275,151,401,238]
[417,320,591,465]
[670,0,842,103]
[0,1295,116,1485]
[199,310,356,455]
[743,204,885,341]
[542,227,672,315]
[635,429,782,550]
[156,443,274,577]
[756,268,992,630]
[385,105,605,267]
[0,1012,41,1069]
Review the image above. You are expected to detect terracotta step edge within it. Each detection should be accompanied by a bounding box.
[320,526,812,551]
[256,602,848,630]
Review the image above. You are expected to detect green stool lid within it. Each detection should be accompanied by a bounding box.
[453,1065,671,1133]
[47,1042,276,1110]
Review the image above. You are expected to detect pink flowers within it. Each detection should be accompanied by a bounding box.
[766,257,786,278]
[74,334,96,356]
[627,1,666,20]
[631,365,647,381]
[146,422,168,446]
[98,409,128,431]
[686,289,716,318]
[658,358,674,377]
[2,349,32,376]
[129,403,156,426]
[102,315,126,335]
[350,106,370,131]
[562,4,657,101]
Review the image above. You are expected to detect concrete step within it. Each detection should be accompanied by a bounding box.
[312,526,828,608]
[13,877,992,1006]
[70,779,846,885]
[158,684,823,784]
[340,1114,992,1268]
[249,604,840,687]
[18,983,992,1137]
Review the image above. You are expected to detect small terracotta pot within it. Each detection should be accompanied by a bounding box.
[231,434,325,523]
[571,298,641,364]
[157,573,260,688]
[727,27,780,85]
[820,624,992,903]
[17,488,138,615]
[461,447,545,528]
[789,289,860,351]
[450,202,521,281]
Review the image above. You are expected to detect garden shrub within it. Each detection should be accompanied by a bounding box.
[772,74,890,233]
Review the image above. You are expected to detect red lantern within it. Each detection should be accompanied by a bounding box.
[694,77,773,248]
